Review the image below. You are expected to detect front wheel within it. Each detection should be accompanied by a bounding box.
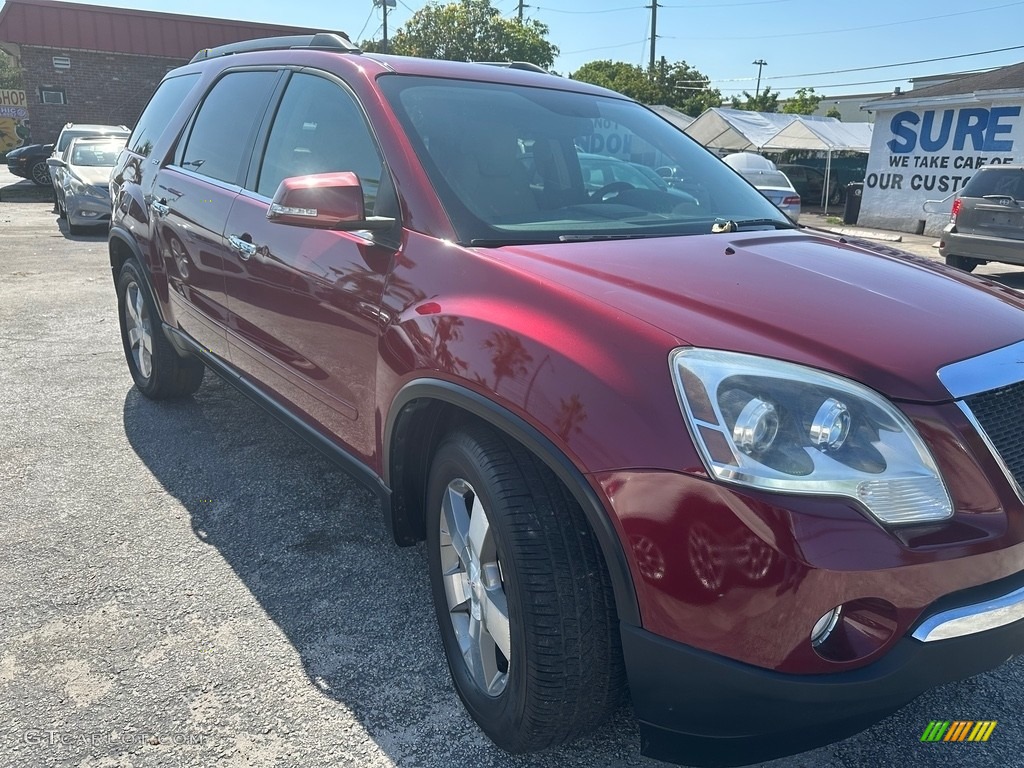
[29,160,50,187]
[116,259,205,399]
[426,425,624,753]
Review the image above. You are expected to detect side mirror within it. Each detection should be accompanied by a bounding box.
[46,157,67,170]
[267,172,395,231]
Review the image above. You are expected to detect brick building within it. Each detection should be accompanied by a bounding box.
[0,0,325,144]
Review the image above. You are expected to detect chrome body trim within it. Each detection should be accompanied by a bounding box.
[913,584,1024,642]
[938,340,1024,399]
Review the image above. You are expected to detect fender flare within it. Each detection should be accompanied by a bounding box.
[108,224,147,280]
[386,378,641,626]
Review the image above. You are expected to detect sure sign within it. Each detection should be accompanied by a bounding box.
[887,107,1021,154]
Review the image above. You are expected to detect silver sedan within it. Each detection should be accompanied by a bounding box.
[47,137,124,234]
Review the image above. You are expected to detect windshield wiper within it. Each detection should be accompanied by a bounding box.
[557,233,672,242]
[468,238,565,247]
[712,218,796,233]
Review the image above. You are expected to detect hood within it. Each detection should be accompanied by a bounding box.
[497,231,1024,402]
[71,165,113,187]
[7,143,44,157]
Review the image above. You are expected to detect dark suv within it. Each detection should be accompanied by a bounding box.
[940,164,1024,271]
[5,142,54,186]
[109,34,1024,767]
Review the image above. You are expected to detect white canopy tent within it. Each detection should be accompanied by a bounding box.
[683,108,796,152]
[761,120,874,213]
[647,104,695,131]
[684,108,874,214]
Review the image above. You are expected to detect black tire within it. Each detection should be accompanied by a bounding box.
[426,425,624,753]
[116,259,204,399]
[945,254,981,273]
[29,160,50,187]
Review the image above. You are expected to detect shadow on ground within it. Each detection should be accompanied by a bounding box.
[121,372,646,767]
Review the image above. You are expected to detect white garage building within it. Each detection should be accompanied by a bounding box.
[858,62,1024,235]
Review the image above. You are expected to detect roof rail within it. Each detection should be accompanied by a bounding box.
[190,33,359,64]
[476,61,550,74]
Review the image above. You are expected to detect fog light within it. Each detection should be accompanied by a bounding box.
[809,398,850,451]
[732,397,779,455]
[811,605,843,647]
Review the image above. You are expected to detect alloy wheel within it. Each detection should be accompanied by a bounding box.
[123,280,153,380]
[438,477,511,697]
[30,161,50,186]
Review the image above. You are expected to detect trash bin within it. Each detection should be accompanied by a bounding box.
[843,182,864,225]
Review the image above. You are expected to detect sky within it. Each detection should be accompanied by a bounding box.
[12,0,1024,100]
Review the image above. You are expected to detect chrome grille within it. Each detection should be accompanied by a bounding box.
[964,381,1024,492]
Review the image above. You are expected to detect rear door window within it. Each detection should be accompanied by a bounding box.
[129,74,200,158]
[177,70,279,186]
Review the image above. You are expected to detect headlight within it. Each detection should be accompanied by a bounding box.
[670,348,952,525]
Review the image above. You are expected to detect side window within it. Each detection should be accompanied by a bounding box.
[128,73,200,158]
[255,73,383,213]
[179,71,279,185]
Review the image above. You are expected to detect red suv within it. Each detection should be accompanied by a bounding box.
[109,34,1024,766]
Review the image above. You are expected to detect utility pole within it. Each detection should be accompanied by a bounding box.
[648,1,659,73]
[752,58,768,96]
[375,0,396,53]
[517,0,528,21]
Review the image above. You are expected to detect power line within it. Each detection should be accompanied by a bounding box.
[675,43,1024,86]
[355,6,376,42]
[563,38,648,55]
[661,0,795,6]
[670,0,1024,40]
[535,5,643,14]
[536,0,793,10]
[763,44,1024,81]
[715,75,958,93]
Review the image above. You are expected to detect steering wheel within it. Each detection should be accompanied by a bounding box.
[590,181,635,201]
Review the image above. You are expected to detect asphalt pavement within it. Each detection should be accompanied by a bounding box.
[2,169,1023,768]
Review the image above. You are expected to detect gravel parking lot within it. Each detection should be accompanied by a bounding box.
[3,178,1024,768]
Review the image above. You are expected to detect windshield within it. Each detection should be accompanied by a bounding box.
[71,141,123,167]
[58,129,128,152]
[379,76,790,244]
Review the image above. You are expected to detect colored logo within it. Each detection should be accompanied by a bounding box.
[921,721,997,742]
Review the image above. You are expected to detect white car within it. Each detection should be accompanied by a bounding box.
[738,168,801,221]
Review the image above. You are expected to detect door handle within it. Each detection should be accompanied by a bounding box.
[228,234,257,261]
[150,199,169,217]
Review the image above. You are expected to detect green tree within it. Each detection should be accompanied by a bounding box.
[826,106,842,120]
[571,57,721,116]
[782,87,823,115]
[370,0,557,68]
[0,51,22,90]
[730,86,779,113]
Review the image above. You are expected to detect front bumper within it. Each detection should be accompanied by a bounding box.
[624,570,1024,767]
[6,160,29,179]
[67,191,113,228]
